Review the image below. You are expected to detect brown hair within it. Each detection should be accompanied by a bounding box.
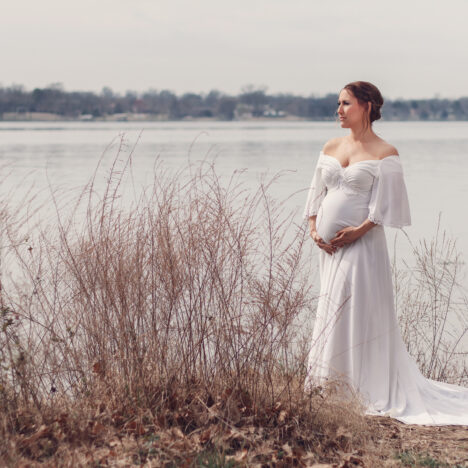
[341,81,384,130]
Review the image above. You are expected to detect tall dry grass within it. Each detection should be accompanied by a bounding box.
[393,216,468,386]
[0,139,371,466]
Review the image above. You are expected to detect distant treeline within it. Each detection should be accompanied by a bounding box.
[1,84,468,121]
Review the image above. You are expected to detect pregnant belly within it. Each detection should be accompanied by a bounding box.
[316,190,370,243]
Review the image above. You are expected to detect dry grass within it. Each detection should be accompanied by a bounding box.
[0,137,466,466]
[0,139,373,466]
[393,215,468,386]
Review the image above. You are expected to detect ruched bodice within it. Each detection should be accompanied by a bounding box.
[320,153,380,195]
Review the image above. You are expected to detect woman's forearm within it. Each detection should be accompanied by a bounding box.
[308,215,317,232]
[355,218,377,237]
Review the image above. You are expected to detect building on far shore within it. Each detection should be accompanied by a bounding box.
[2,112,62,121]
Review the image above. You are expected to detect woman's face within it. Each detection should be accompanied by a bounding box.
[337,89,369,128]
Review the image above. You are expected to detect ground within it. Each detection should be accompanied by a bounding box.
[6,414,468,467]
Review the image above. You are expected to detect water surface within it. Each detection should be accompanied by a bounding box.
[0,120,467,281]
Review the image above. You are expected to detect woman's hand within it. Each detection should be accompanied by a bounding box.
[329,226,361,248]
[308,216,336,255]
[329,219,378,248]
[310,228,337,255]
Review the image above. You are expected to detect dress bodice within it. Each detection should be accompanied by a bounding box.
[319,152,386,196]
[303,150,411,232]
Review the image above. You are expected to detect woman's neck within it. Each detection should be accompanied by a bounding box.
[347,125,377,143]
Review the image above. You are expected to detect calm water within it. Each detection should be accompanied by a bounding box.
[0,120,468,283]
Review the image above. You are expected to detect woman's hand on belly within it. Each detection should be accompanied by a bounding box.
[329,219,377,247]
[329,226,360,248]
[311,230,337,255]
[308,216,337,255]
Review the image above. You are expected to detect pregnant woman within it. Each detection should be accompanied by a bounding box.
[303,81,468,425]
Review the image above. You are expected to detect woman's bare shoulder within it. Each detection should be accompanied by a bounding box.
[322,137,345,154]
[376,140,400,159]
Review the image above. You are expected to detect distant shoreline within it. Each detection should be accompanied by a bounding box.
[2,85,467,122]
[1,112,465,123]
[0,112,311,122]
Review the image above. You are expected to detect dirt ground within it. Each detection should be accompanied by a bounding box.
[360,415,468,468]
[5,413,467,467]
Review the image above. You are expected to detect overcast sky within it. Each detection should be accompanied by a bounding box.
[2,0,467,100]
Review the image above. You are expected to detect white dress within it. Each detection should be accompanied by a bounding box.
[303,151,468,426]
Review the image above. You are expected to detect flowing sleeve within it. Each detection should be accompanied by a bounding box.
[303,155,327,221]
[367,156,411,228]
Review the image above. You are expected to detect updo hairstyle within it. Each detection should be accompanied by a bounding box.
[343,81,384,127]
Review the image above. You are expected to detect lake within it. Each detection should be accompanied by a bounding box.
[0,120,467,286]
